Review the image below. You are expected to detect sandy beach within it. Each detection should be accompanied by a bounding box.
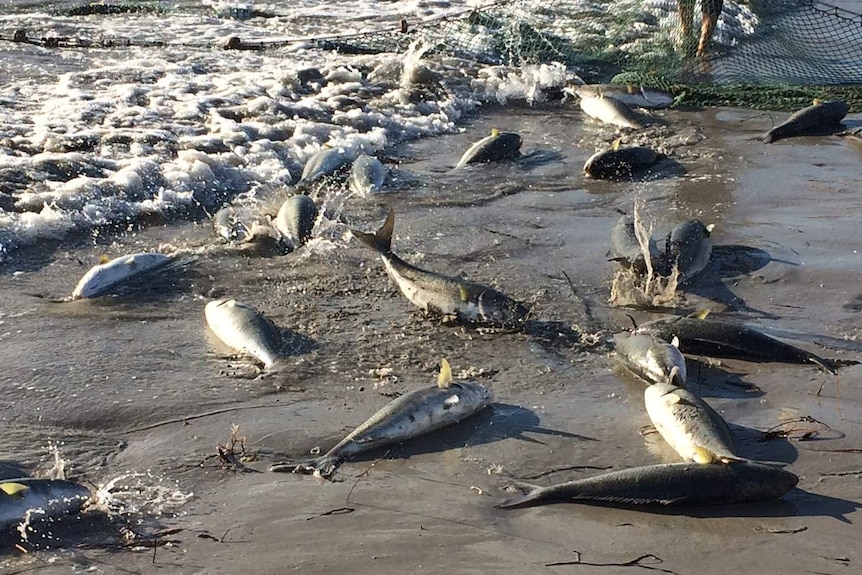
[2,101,862,574]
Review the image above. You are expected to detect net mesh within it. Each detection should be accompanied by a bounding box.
[332,1,862,86]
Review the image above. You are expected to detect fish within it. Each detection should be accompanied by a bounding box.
[578,95,642,129]
[568,84,674,110]
[496,460,798,509]
[759,100,849,144]
[350,209,529,327]
[635,314,842,374]
[664,219,713,282]
[204,299,284,370]
[644,375,738,463]
[607,213,661,275]
[614,332,687,387]
[270,359,493,478]
[455,129,522,167]
[1,478,91,527]
[348,154,387,196]
[298,146,355,185]
[584,141,663,180]
[275,194,318,248]
[72,252,172,299]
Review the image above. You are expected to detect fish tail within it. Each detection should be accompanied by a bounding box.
[810,356,838,375]
[351,208,394,253]
[269,455,340,478]
[495,480,547,509]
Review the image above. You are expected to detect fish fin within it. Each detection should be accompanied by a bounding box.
[663,392,683,405]
[687,309,711,320]
[270,455,340,479]
[495,480,545,509]
[758,131,775,144]
[458,284,470,303]
[812,98,822,105]
[705,223,715,234]
[443,394,460,409]
[438,358,453,389]
[0,482,29,497]
[351,208,395,254]
[99,255,110,264]
[671,336,680,349]
[124,256,136,265]
[692,445,720,464]
[626,83,635,94]
[226,299,237,308]
[611,137,622,151]
[490,128,500,137]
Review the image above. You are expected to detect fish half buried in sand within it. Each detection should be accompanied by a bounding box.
[270,359,493,478]
[584,140,663,180]
[496,460,798,509]
[644,371,738,463]
[759,99,849,144]
[351,209,529,327]
[275,194,318,248]
[614,332,687,387]
[578,94,642,129]
[568,84,674,110]
[349,154,387,196]
[72,252,172,299]
[205,299,285,371]
[456,129,522,168]
[1,478,91,528]
[635,313,852,374]
[664,219,713,282]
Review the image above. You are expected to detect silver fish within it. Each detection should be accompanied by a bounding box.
[72,252,172,299]
[204,299,284,370]
[350,209,529,327]
[614,332,687,387]
[271,359,493,477]
[456,129,522,168]
[496,461,798,509]
[635,314,844,374]
[298,146,354,185]
[275,194,318,248]
[644,377,738,463]
[1,478,91,527]
[579,95,642,129]
[664,219,713,282]
[569,84,674,110]
[348,154,387,196]
[760,100,849,144]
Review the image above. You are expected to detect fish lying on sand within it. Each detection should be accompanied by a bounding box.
[496,460,798,509]
[664,219,713,282]
[635,313,849,374]
[72,252,172,299]
[1,478,91,528]
[584,141,663,180]
[456,129,522,167]
[607,213,660,275]
[275,194,318,248]
[270,359,493,478]
[614,332,687,387]
[568,84,674,110]
[205,299,285,371]
[298,146,355,185]
[644,371,738,463]
[349,154,387,196]
[759,100,849,144]
[351,209,529,327]
[578,95,642,129]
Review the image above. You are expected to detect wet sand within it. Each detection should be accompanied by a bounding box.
[2,103,862,574]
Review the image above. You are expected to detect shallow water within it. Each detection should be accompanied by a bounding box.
[2,1,862,573]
